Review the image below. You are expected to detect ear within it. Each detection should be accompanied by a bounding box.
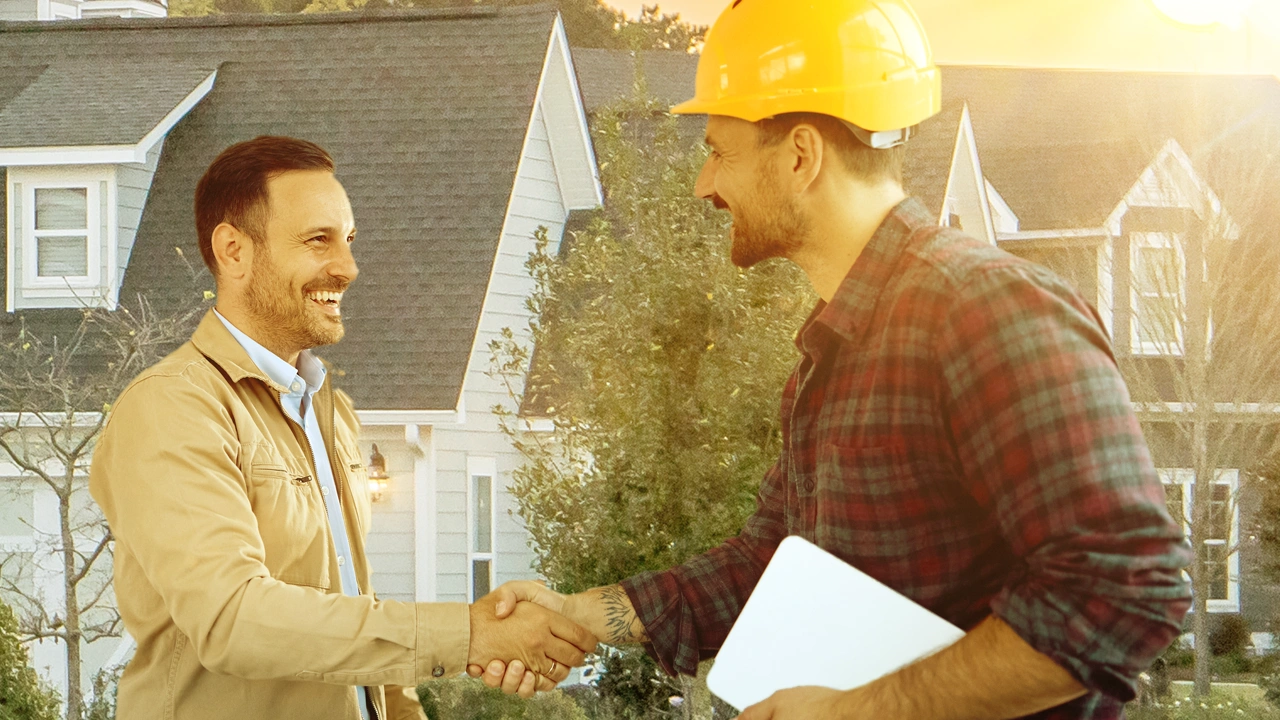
[211,222,253,281]
[784,123,824,194]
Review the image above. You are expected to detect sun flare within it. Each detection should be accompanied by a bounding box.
[1149,0,1255,27]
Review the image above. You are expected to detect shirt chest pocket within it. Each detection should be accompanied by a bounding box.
[813,443,951,566]
[247,460,332,591]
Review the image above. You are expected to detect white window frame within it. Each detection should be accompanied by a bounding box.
[1160,468,1239,612]
[1130,231,1185,357]
[466,456,497,602]
[6,165,117,310]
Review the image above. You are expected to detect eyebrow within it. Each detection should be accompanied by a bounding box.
[300,226,357,237]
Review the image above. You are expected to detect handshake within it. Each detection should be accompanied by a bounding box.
[465,580,597,698]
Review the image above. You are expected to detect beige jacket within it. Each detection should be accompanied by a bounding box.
[89,311,469,720]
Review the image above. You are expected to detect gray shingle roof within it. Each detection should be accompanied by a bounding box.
[571,47,699,112]
[931,67,1280,230]
[560,52,1280,231]
[0,61,214,148]
[0,6,559,411]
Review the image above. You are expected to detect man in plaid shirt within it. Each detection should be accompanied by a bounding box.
[475,1,1193,717]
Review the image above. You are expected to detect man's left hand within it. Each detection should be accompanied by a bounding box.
[736,686,850,720]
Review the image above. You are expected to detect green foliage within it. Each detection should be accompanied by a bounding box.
[161,0,708,53]
[83,665,122,720]
[0,600,59,720]
[416,678,587,720]
[1210,616,1252,657]
[489,99,814,593]
[1128,694,1280,719]
[588,649,680,720]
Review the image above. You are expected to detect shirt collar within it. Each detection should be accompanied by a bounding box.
[213,310,326,399]
[800,197,937,348]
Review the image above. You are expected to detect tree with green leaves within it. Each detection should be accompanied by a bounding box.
[0,598,59,720]
[489,97,812,597]
[169,0,707,53]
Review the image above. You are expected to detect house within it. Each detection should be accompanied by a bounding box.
[574,51,1280,645]
[0,5,601,698]
[0,0,165,23]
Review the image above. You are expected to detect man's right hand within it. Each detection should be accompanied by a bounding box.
[467,587,597,691]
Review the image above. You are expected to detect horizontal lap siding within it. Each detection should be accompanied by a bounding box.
[433,103,566,602]
[360,426,416,601]
[116,140,163,288]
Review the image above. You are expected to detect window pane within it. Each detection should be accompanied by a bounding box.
[1163,484,1184,530]
[1205,543,1229,600]
[472,559,491,601]
[1209,483,1231,542]
[1136,295,1180,347]
[37,236,89,277]
[35,187,87,230]
[473,474,492,553]
[1134,245,1179,295]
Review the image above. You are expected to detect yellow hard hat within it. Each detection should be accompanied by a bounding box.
[673,0,942,149]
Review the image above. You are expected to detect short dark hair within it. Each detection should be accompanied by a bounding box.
[194,136,335,275]
[756,113,905,184]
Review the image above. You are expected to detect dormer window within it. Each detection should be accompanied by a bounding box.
[7,165,114,310]
[1130,231,1185,356]
[32,186,96,283]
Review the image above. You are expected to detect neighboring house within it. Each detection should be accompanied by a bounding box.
[574,52,1280,644]
[0,0,164,23]
[0,5,601,697]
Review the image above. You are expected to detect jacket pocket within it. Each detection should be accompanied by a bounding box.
[248,462,331,591]
[337,446,373,538]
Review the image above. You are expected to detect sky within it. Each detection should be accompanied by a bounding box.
[611,0,1280,76]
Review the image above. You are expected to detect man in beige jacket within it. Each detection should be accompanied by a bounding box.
[89,136,595,720]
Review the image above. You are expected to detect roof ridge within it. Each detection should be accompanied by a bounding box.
[0,3,557,33]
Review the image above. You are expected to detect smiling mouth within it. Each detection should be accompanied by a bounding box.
[306,290,343,316]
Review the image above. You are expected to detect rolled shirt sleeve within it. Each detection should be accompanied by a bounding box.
[937,264,1193,700]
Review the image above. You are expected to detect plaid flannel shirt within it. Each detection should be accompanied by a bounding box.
[620,198,1193,719]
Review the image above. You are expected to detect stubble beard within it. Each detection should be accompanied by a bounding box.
[728,171,808,269]
[244,245,346,354]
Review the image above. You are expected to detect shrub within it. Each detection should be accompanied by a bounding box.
[1210,615,1251,657]
[0,599,59,720]
[83,664,124,720]
[417,678,587,720]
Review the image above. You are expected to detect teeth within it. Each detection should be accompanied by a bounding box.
[307,291,343,304]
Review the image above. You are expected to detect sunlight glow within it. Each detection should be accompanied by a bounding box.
[1149,0,1255,28]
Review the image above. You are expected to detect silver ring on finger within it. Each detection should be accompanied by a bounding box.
[550,660,559,676]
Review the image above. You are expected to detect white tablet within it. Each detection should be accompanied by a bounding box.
[706,536,966,711]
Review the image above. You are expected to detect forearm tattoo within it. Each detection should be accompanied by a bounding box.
[598,585,648,644]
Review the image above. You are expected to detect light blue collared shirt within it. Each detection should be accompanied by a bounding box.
[215,311,370,720]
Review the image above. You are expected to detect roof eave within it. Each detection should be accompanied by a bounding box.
[0,68,215,166]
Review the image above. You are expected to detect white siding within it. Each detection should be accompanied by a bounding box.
[115,139,163,285]
[429,103,568,602]
[359,425,417,602]
[0,0,37,20]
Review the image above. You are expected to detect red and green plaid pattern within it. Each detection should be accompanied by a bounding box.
[620,198,1192,719]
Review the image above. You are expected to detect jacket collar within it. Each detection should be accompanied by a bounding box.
[189,309,292,395]
[798,196,937,349]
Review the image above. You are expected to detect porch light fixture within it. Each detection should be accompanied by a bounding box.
[367,444,390,503]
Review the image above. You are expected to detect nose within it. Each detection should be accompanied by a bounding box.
[331,238,359,285]
[694,155,716,200]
